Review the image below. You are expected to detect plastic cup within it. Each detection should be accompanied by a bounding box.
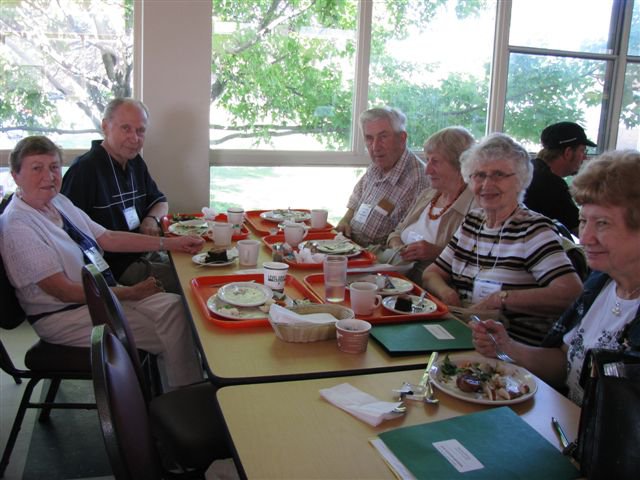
[349,282,382,315]
[336,319,372,354]
[310,209,328,229]
[237,239,260,267]
[323,255,347,303]
[212,222,233,247]
[227,207,245,234]
[263,261,289,292]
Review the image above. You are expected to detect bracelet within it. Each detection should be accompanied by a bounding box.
[159,237,165,251]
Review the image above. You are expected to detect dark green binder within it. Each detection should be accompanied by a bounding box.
[378,407,578,479]
[370,319,473,356]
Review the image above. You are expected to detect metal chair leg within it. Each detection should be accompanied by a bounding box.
[37,378,61,422]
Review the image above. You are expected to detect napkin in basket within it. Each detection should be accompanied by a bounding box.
[269,304,337,325]
[319,383,404,427]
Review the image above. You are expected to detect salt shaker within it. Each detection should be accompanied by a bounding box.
[272,243,284,262]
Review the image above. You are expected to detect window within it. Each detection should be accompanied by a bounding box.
[210,1,358,151]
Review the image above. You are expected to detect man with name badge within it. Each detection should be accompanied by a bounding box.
[336,107,428,247]
[61,98,177,292]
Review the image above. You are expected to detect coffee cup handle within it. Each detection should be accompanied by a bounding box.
[373,295,382,308]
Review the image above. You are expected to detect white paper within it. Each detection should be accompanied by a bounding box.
[433,439,484,473]
[423,324,455,340]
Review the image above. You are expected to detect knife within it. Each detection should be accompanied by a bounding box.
[419,351,439,388]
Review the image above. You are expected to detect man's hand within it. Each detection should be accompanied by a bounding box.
[140,216,161,236]
[336,220,352,238]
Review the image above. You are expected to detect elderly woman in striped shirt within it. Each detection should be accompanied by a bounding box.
[422,133,583,345]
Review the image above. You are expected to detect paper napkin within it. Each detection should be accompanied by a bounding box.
[319,383,404,427]
[201,207,217,220]
[268,304,337,325]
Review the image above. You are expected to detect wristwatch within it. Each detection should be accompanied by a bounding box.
[499,290,509,309]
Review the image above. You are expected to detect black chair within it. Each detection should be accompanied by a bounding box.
[86,270,230,478]
[81,264,162,401]
[0,252,94,477]
[553,219,590,281]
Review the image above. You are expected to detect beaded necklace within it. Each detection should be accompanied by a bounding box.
[427,183,466,220]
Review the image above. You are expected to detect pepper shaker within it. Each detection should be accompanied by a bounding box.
[272,243,284,262]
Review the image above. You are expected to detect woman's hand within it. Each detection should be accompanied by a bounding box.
[167,235,205,254]
[470,319,509,358]
[400,240,441,262]
[116,276,165,301]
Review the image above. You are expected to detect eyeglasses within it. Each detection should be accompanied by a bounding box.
[469,171,516,182]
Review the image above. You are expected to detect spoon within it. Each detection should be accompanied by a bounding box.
[420,351,439,404]
[411,291,427,313]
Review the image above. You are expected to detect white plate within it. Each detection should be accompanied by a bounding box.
[217,282,273,307]
[260,210,311,223]
[168,219,208,236]
[301,239,363,257]
[381,295,437,314]
[430,355,537,405]
[207,294,269,320]
[348,274,414,296]
[191,251,238,267]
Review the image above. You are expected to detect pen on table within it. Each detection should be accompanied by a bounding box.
[551,416,570,450]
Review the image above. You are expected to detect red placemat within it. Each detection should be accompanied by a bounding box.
[190,273,322,328]
[261,232,375,269]
[302,272,448,324]
[245,209,334,236]
[161,213,249,240]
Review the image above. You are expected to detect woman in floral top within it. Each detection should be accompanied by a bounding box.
[471,149,640,405]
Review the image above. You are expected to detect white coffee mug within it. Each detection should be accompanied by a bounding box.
[310,209,328,229]
[237,239,260,267]
[349,282,382,316]
[212,222,233,247]
[227,207,244,234]
[284,223,307,248]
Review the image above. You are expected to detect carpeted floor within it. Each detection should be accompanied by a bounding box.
[22,380,112,479]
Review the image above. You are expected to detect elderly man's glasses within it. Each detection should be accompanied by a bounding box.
[469,171,516,182]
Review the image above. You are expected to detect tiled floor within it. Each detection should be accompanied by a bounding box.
[0,322,113,480]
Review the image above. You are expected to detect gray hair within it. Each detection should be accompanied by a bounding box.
[10,136,62,173]
[424,126,475,171]
[103,97,150,122]
[359,107,407,134]
[460,133,533,196]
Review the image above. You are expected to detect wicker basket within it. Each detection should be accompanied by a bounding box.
[269,304,355,343]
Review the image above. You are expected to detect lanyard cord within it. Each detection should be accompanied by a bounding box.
[107,152,136,209]
[475,206,519,272]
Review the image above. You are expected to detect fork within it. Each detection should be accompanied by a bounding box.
[470,315,515,364]
[487,332,515,364]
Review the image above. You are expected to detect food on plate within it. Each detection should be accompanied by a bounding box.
[173,214,198,222]
[440,355,531,401]
[394,295,413,312]
[205,249,228,263]
[217,304,241,317]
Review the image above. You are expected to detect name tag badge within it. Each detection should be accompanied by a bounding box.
[471,279,502,304]
[124,206,140,230]
[406,231,424,243]
[354,203,372,224]
[85,247,110,273]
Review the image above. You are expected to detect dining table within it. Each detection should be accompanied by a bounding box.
[170,232,437,386]
[216,353,581,479]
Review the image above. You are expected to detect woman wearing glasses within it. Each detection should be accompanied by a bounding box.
[422,133,583,345]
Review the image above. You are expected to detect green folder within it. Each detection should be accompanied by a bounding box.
[377,407,578,479]
[370,319,473,356]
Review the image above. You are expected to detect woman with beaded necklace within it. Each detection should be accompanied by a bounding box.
[422,133,583,345]
[472,149,640,405]
[384,126,477,283]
